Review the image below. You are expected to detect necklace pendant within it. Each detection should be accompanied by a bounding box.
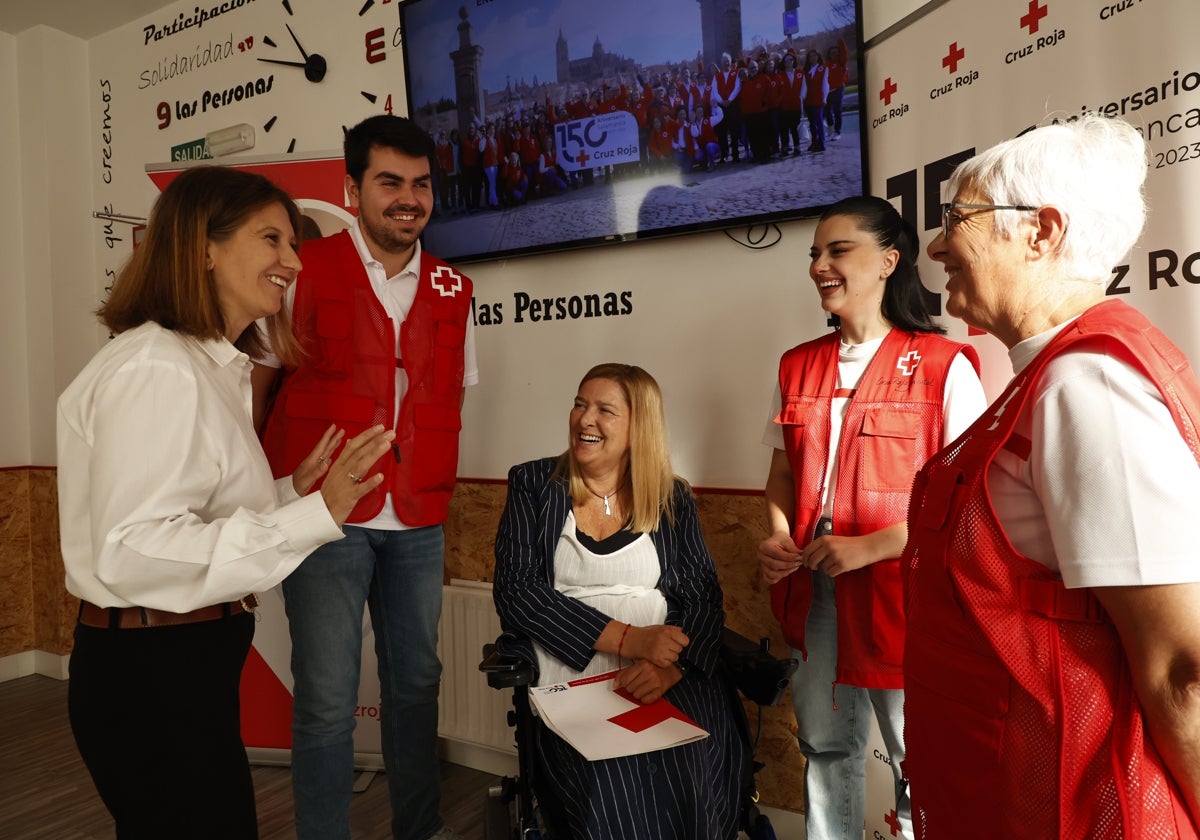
[603,494,612,516]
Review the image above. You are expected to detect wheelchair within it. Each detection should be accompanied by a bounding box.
[479,627,798,840]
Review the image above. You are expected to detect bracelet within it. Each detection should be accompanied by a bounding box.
[617,623,631,661]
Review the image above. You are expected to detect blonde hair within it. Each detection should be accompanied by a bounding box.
[555,363,681,532]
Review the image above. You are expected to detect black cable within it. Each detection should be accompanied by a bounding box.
[724,223,783,250]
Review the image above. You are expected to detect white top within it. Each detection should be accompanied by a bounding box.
[57,322,344,611]
[534,511,667,687]
[987,322,1200,589]
[260,221,479,530]
[763,336,987,516]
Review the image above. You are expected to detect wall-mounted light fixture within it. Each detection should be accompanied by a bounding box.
[205,123,256,157]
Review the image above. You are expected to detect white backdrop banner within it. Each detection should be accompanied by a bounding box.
[861,0,1200,836]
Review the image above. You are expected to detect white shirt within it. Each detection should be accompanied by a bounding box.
[763,336,988,515]
[988,323,1200,589]
[260,221,479,530]
[57,322,343,611]
[534,511,666,687]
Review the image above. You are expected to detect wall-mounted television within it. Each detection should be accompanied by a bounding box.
[399,0,867,264]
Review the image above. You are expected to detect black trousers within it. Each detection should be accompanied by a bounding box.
[68,612,257,839]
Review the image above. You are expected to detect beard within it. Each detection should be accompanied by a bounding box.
[359,206,424,256]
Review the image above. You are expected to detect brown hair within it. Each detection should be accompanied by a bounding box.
[555,363,683,532]
[97,165,303,363]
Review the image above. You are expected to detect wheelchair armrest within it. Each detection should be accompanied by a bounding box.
[719,626,798,708]
[480,643,536,689]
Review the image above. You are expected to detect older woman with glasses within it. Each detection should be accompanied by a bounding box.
[905,114,1200,838]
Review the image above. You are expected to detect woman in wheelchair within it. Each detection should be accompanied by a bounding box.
[492,363,749,839]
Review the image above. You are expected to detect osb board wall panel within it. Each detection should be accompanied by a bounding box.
[0,470,35,658]
[31,469,75,655]
[18,472,804,811]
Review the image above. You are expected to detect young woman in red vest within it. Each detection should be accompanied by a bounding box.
[803,49,830,153]
[758,196,987,840]
[823,38,849,141]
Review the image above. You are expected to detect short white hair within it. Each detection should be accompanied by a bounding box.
[947,114,1148,284]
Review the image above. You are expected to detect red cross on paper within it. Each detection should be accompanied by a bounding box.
[608,688,697,733]
[1021,0,1049,34]
[884,809,902,836]
[942,42,966,74]
[576,148,591,167]
[879,77,898,106]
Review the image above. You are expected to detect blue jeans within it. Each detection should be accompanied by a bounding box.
[284,524,446,840]
[791,571,912,840]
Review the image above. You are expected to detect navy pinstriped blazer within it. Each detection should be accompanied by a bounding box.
[493,457,725,682]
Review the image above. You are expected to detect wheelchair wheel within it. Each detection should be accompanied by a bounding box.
[483,783,513,840]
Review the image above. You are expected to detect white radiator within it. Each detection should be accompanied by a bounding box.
[437,579,518,777]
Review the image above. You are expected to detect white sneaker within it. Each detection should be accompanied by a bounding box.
[830,132,840,141]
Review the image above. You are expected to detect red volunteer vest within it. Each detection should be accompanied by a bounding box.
[771,329,977,688]
[261,231,473,527]
[903,300,1200,839]
[805,65,828,107]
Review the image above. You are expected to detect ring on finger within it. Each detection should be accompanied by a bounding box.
[348,471,362,483]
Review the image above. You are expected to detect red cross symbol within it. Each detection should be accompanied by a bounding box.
[430,265,463,298]
[942,42,966,74]
[897,350,922,376]
[1020,0,1049,34]
[884,809,902,836]
[879,77,898,106]
[576,148,591,167]
[609,689,698,732]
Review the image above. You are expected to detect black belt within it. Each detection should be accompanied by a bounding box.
[78,594,259,630]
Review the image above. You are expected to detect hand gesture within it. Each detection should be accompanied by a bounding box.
[625,624,689,668]
[802,534,877,578]
[317,425,396,527]
[758,531,802,584]
[614,660,683,704]
[292,424,345,496]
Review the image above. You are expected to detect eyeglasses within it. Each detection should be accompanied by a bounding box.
[941,202,1037,239]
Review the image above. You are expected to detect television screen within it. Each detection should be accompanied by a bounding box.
[398,0,866,264]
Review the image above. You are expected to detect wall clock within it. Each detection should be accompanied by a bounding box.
[255,0,404,153]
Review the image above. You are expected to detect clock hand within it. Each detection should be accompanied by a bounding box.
[258,57,307,69]
[286,23,309,61]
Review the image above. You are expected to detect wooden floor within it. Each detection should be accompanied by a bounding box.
[0,674,499,840]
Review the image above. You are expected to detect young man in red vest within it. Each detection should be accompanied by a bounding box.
[255,115,475,840]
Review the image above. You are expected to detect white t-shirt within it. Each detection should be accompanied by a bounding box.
[57,322,343,611]
[763,335,987,516]
[259,222,479,530]
[987,322,1200,589]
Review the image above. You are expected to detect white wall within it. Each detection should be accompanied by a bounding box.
[1,0,927,481]
[0,32,31,467]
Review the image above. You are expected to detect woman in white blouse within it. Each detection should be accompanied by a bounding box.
[492,363,747,839]
[57,166,393,839]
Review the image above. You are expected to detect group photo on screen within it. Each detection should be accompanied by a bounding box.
[399,0,866,263]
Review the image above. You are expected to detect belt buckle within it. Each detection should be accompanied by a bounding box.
[238,593,260,614]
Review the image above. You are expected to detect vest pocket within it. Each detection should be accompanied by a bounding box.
[313,300,353,375]
[907,626,1009,759]
[411,403,462,492]
[433,320,466,390]
[860,409,919,492]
